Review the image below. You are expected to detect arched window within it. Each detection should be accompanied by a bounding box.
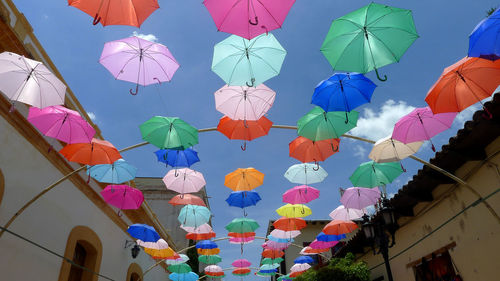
[0,169,4,206]
[58,226,103,281]
[126,263,143,281]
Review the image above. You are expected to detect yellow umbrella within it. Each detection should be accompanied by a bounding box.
[276,204,312,218]
[144,247,177,259]
[198,248,221,255]
[224,168,264,191]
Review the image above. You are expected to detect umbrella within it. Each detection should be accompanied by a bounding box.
[320,3,418,81]
[145,247,177,259]
[199,255,222,264]
[322,220,358,236]
[28,105,95,144]
[289,137,340,163]
[232,259,251,268]
[290,271,304,278]
[140,116,198,150]
[309,239,339,249]
[276,204,312,218]
[283,185,320,204]
[87,159,137,184]
[127,224,160,242]
[329,205,365,221]
[312,73,376,114]
[392,107,456,151]
[267,235,294,244]
[262,240,291,250]
[261,257,283,265]
[273,217,307,231]
[137,238,168,250]
[169,272,199,281]
[178,205,211,228]
[270,229,301,239]
[278,275,294,281]
[165,254,189,265]
[100,184,144,210]
[228,232,255,238]
[232,268,251,276]
[68,0,159,27]
[168,263,192,274]
[198,248,220,255]
[294,256,314,264]
[297,107,358,141]
[0,52,66,109]
[229,236,255,244]
[225,218,260,233]
[261,264,280,270]
[186,232,216,241]
[291,263,311,272]
[284,163,328,185]
[59,138,121,165]
[205,265,223,273]
[316,232,346,242]
[180,223,213,234]
[425,57,500,115]
[225,191,262,210]
[224,168,265,191]
[469,7,500,60]
[163,168,206,194]
[262,249,284,259]
[169,194,206,207]
[154,148,200,168]
[196,240,218,249]
[301,246,329,255]
[217,116,273,150]
[100,36,179,94]
[369,136,423,166]
[349,161,404,188]
[212,33,286,86]
[341,187,380,209]
[214,84,276,120]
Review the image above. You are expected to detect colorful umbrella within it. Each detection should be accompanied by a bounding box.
[214,84,276,120]
[294,256,314,264]
[289,137,340,163]
[273,217,307,231]
[277,274,294,281]
[225,191,262,210]
[154,148,200,168]
[232,268,251,276]
[290,271,304,278]
[163,168,206,194]
[261,257,283,265]
[165,254,189,265]
[329,205,364,221]
[469,7,500,60]
[212,33,287,86]
[276,204,312,218]
[321,3,418,81]
[205,265,223,273]
[169,272,199,281]
[59,138,121,165]
[140,116,198,149]
[284,163,328,185]
[270,229,301,239]
[232,259,252,268]
[168,263,192,274]
[301,246,328,255]
[229,236,255,244]
[261,264,280,270]
[283,185,320,204]
[262,240,291,250]
[228,232,255,238]
[198,255,222,264]
[291,263,311,272]
[369,136,423,165]
[127,224,160,242]
[180,223,213,234]
[316,232,346,242]
[100,184,144,210]
[224,168,265,191]
[349,161,404,188]
[137,239,168,251]
[309,239,339,249]
[297,107,358,141]
[0,52,66,109]
[87,159,137,184]
[196,240,218,249]
[169,194,206,207]
[178,205,211,228]
[217,116,273,150]
[262,249,284,259]
[197,248,220,255]
[186,232,216,241]
[340,187,380,209]
[322,220,359,236]
[225,218,260,233]
[267,235,294,243]
[145,247,177,259]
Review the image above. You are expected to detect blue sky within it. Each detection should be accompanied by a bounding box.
[13,0,498,279]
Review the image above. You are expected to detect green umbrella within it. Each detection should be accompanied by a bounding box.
[262,257,284,265]
[321,3,418,81]
[168,263,192,274]
[198,255,222,264]
[212,33,287,87]
[297,107,358,141]
[139,116,198,149]
[349,161,403,188]
[278,274,295,280]
[225,218,260,233]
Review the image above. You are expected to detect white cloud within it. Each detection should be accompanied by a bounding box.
[353,144,367,159]
[350,100,415,141]
[132,31,158,42]
[87,112,96,121]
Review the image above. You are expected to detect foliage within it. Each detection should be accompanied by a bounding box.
[294,253,370,281]
[487,7,496,17]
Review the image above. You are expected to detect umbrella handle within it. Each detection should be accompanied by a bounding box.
[93,13,101,25]
[241,142,247,151]
[9,103,15,113]
[244,209,248,217]
[331,143,339,152]
[482,106,493,119]
[246,78,255,87]
[249,16,259,25]
[175,169,179,177]
[153,77,161,85]
[117,210,123,217]
[400,162,407,173]
[313,162,320,171]
[374,68,387,82]
[344,111,349,124]
[129,84,139,95]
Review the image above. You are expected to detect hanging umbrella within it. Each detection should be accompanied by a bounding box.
[165,254,189,265]
[369,136,423,166]
[229,236,255,244]
[163,168,206,194]
[186,231,216,241]
[232,259,252,268]
[312,73,376,113]
[297,107,358,141]
[180,223,213,234]
[320,3,418,81]
[228,232,256,238]
[100,184,144,210]
[140,116,198,149]
[283,185,320,204]
[261,257,283,265]
[100,36,179,94]
[291,263,311,272]
[224,168,265,191]
[217,116,273,150]
[322,220,359,236]
[276,204,312,218]
[294,256,314,264]
[0,52,66,109]
[273,217,307,231]
[59,138,121,165]
[267,235,294,243]
[212,33,287,86]
[196,240,218,249]
[214,84,276,120]
[137,238,168,250]
[205,265,223,273]
[225,191,262,210]
[262,240,291,250]
[469,7,500,60]
[340,187,380,209]
[232,268,251,276]
[168,263,192,274]
[199,254,222,264]
[329,205,364,221]
[277,274,294,281]
[425,57,500,115]
[289,136,340,164]
[178,205,211,228]
[127,224,160,242]
[284,163,328,184]
[290,271,304,278]
[262,249,284,258]
[169,194,206,207]
[169,272,199,281]
[392,107,456,151]
[145,247,177,259]
[316,232,346,242]
[309,239,339,249]
[270,229,301,239]
[225,218,260,233]
[301,246,329,255]
[87,159,137,184]
[154,148,200,168]
[197,248,220,255]
[261,264,280,270]
[349,161,404,188]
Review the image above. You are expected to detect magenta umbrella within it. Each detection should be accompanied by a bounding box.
[203,0,296,40]
[282,185,320,204]
[214,84,276,121]
[163,168,206,194]
[392,107,457,152]
[340,187,380,210]
[230,237,255,244]
[99,36,180,95]
[27,105,95,144]
[232,259,252,268]
[309,239,339,249]
[100,185,144,211]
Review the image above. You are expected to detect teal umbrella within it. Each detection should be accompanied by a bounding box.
[349,161,403,188]
[284,163,328,185]
[321,3,418,81]
[297,107,358,141]
[139,116,198,149]
[212,33,287,87]
[168,263,192,274]
[261,257,284,265]
[178,205,211,228]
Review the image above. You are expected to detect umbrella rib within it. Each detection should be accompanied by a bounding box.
[327,32,364,70]
[141,53,176,82]
[255,0,283,28]
[249,52,280,75]
[115,54,140,80]
[216,0,245,31]
[35,70,66,102]
[367,31,400,63]
[227,53,248,84]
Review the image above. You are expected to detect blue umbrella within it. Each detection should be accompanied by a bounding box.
[469,7,500,60]
[169,272,199,281]
[127,224,160,242]
[294,256,314,264]
[225,191,261,208]
[267,235,294,244]
[155,148,200,168]
[316,232,346,242]
[87,159,137,184]
[196,240,218,249]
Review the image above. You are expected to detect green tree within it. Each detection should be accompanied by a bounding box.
[295,253,370,281]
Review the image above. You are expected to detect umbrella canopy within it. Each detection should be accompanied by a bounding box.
[169,194,206,207]
[267,235,294,244]
[289,137,340,163]
[294,256,314,264]
[283,185,320,204]
[469,7,500,60]
[232,268,251,275]
[214,84,276,120]
[137,238,169,250]
[196,240,218,249]
[225,218,260,233]
[100,185,144,210]
[273,217,307,231]
[165,254,189,265]
[180,223,213,234]
[168,263,192,274]
[87,159,137,184]
[262,249,284,258]
[212,33,286,86]
[59,138,121,165]
[100,36,179,94]
[228,232,256,238]
[226,191,262,208]
[277,274,294,281]
[309,239,339,249]
[0,52,66,108]
[289,271,304,278]
[284,163,328,184]
[316,232,346,242]
[312,73,376,112]
[198,255,222,265]
[232,259,251,268]
[145,247,177,259]
[369,136,423,163]
[127,224,160,242]
[329,205,365,221]
[224,168,265,191]
[350,161,404,188]
[291,263,311,272]
[217,116,273,142]
[301,246,329,255]
[163,168,206,194]
[229,236,255,244]
[261,264,280,270]
[262,240,291,250]
[322,220,359,236]
[28,105,95,144]
[270,229,301,239]
[154,148,200,168]
[261,257,284,265]
[297,107,358,141]
[178,205,211,228]
[320,3,418,81]
[340,187,381,209]
[169,272,199,281]
[205,265,223,273]
[276,204,312,218]
[425,57,500,114]
[140,116,198,149]
[186,231,216,241]
[197,248,220,255]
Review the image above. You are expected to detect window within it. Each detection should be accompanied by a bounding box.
[126,263,143,281]
[413,251,459,281]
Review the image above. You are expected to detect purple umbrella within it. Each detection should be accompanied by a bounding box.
[282,185,320,204]
[99,36,180,95]
[340,187,380,210]
[392,107,457,152]
[261,240,291,250]
[309,239,339,249]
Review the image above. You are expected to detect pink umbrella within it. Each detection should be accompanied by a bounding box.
[28,105,95,144]
[203,0,296,40]
[262,240,291,250]
[270,229,301,239]
[136,238,169,249]
[163,168,206,194]
[99,36,180,95]
[232,259,252,268]
[340,187,380,210]
[100,185,144,211]
[180,223,213,234]
[214,84,276,121]
[291,263,311,272]
[309,239,339,249]
[229,237,255,244]
[329,205,365,221]
[392,107,457,152]
[205,265,223,273]
[282,185,320,204]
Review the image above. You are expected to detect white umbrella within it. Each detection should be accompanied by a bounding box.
[136,238,168,249]
[284,163,328,184]
[369,135,423,163]
[329,205,365,221]
[180,223,213,234]
[290,263,311,272]
[270,229,301,239]
[214,84,276,120]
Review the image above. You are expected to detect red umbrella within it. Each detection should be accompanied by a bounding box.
[289,136,340,163]
[273,217,307,231]
[168,194,206,206]
[322,220,358,236]
[59,138,121,165]
[261,249,284,259]
[217,116,273,150]
[186,231,216,241]
[228,232,256,238]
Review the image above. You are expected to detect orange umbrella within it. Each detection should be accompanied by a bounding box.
[228,232,255,238]
[186,232,216,241]
[322,220,358,236]
[68,0,159,27]
[168,194,206,206]
[233,268,251,274]
[302,246,329,254]
[273,217,307,231]
[144,247,177,259]
[425,57,500,115]
[59,138,121,165]
[217,116,273,150]
[261,249,284,259]
[197,248,220,255]
[289,136,340,163]
[224,168,264,191]
[290,271,305,278]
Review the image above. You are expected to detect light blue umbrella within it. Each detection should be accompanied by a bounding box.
[87,159,137,184]
[169,272,199,281]
[178,205,211,228]
[260,264,280,270]
[267,235,294,244]
[284,163,328,184]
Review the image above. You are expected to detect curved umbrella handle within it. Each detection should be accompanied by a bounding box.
[117,210,123,217]
[243,119,249,128]
[243,209,248,217]
[93,13,101,25]
[344,111,349,124]
[400,162,407,173]
[174,169,180,177]
[374,68,387,82]
[246,78,255,87]
[129,84,139,95]
[313,161,320,171]
[9,103,15,113]
[249,16,259,25]
[153,77,162,85]
[241,142,247,151]
[331,143,339,152]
